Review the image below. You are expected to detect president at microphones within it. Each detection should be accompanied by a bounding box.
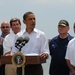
[10,11,49,75]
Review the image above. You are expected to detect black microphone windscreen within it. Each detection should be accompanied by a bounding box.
[23,36,29,43]
[15,37,23,46]
[17,37,23,42]
[15,37,23,49]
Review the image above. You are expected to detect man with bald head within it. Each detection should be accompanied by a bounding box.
[0,21,10,75]
[1,21,10,38]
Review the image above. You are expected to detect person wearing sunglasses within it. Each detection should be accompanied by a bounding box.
[1,21,10,38]
[0,21,10,75]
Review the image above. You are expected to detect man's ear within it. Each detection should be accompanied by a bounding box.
[23,20,26,24]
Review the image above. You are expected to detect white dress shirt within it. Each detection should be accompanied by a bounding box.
[11,28,49,55]
[3,31,16,55]
[65,38,75,66]
[3,30,24,55]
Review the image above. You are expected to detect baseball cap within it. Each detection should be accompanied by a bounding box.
[58,20,69,26]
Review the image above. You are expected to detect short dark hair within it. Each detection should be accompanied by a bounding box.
[23,11,34,20]
[10,18,21,26]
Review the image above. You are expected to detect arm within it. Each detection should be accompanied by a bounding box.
[39,32,49,59]
[65,40,75,75]
[66,59,75,75]
[3,35,11,55]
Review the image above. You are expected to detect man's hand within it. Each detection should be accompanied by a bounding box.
[40,53,48,59]
[5,51,12,56]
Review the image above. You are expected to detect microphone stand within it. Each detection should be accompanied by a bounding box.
[17,47,25,75]
[16,39,27,75]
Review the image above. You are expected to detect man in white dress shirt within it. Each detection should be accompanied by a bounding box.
[3,18,21,75]
[11,11,49,75]
[65,22,75,75]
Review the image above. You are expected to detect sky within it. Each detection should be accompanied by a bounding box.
[0,1,75,75]
[0,0,75,39]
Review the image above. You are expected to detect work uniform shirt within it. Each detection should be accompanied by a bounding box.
[65,38,75,66]
[49,34,73,75]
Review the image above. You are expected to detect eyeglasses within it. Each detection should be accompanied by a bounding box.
[1,26,10,29]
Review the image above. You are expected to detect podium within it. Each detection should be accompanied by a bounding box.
[0,55,46,75]
[1,56,46,65]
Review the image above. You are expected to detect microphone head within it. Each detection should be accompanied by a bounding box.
[15,37,23,47]
[17,37,23,42]
[23,36,29,43]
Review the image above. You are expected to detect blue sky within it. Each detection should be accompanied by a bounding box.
[0,0,75,39]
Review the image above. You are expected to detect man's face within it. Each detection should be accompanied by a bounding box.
[11,21,21,34]
[23,14,36,30]
[58,25,69,34]
[1,22,10,35]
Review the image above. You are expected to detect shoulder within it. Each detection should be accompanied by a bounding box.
[49,36,59,45]
[68,34,74,40]
[51,35,58,41]
[68,38,75,46]
[16,30,24,37]
[34,28,47,40]
[5,34,11,38]
[34,28,45,35]
[5,32,15,39]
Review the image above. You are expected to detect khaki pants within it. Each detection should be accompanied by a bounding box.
[5,64,17,75]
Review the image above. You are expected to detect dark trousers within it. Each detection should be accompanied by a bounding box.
[0,65,5,75]
[17,64,43,75]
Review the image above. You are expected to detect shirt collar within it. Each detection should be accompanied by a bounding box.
[23,28,38,34]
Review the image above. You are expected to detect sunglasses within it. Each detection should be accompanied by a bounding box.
[1,26,10,29]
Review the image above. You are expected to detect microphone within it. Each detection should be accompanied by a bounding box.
[15,37,23,49]
[15,36,29,52]
[21,36,29,46]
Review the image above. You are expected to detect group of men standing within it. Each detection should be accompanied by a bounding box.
[0,18,21,75]
[0,12,49,75]
[0,11,75,75]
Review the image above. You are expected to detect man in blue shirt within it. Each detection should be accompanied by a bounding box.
[49,20,73,75]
